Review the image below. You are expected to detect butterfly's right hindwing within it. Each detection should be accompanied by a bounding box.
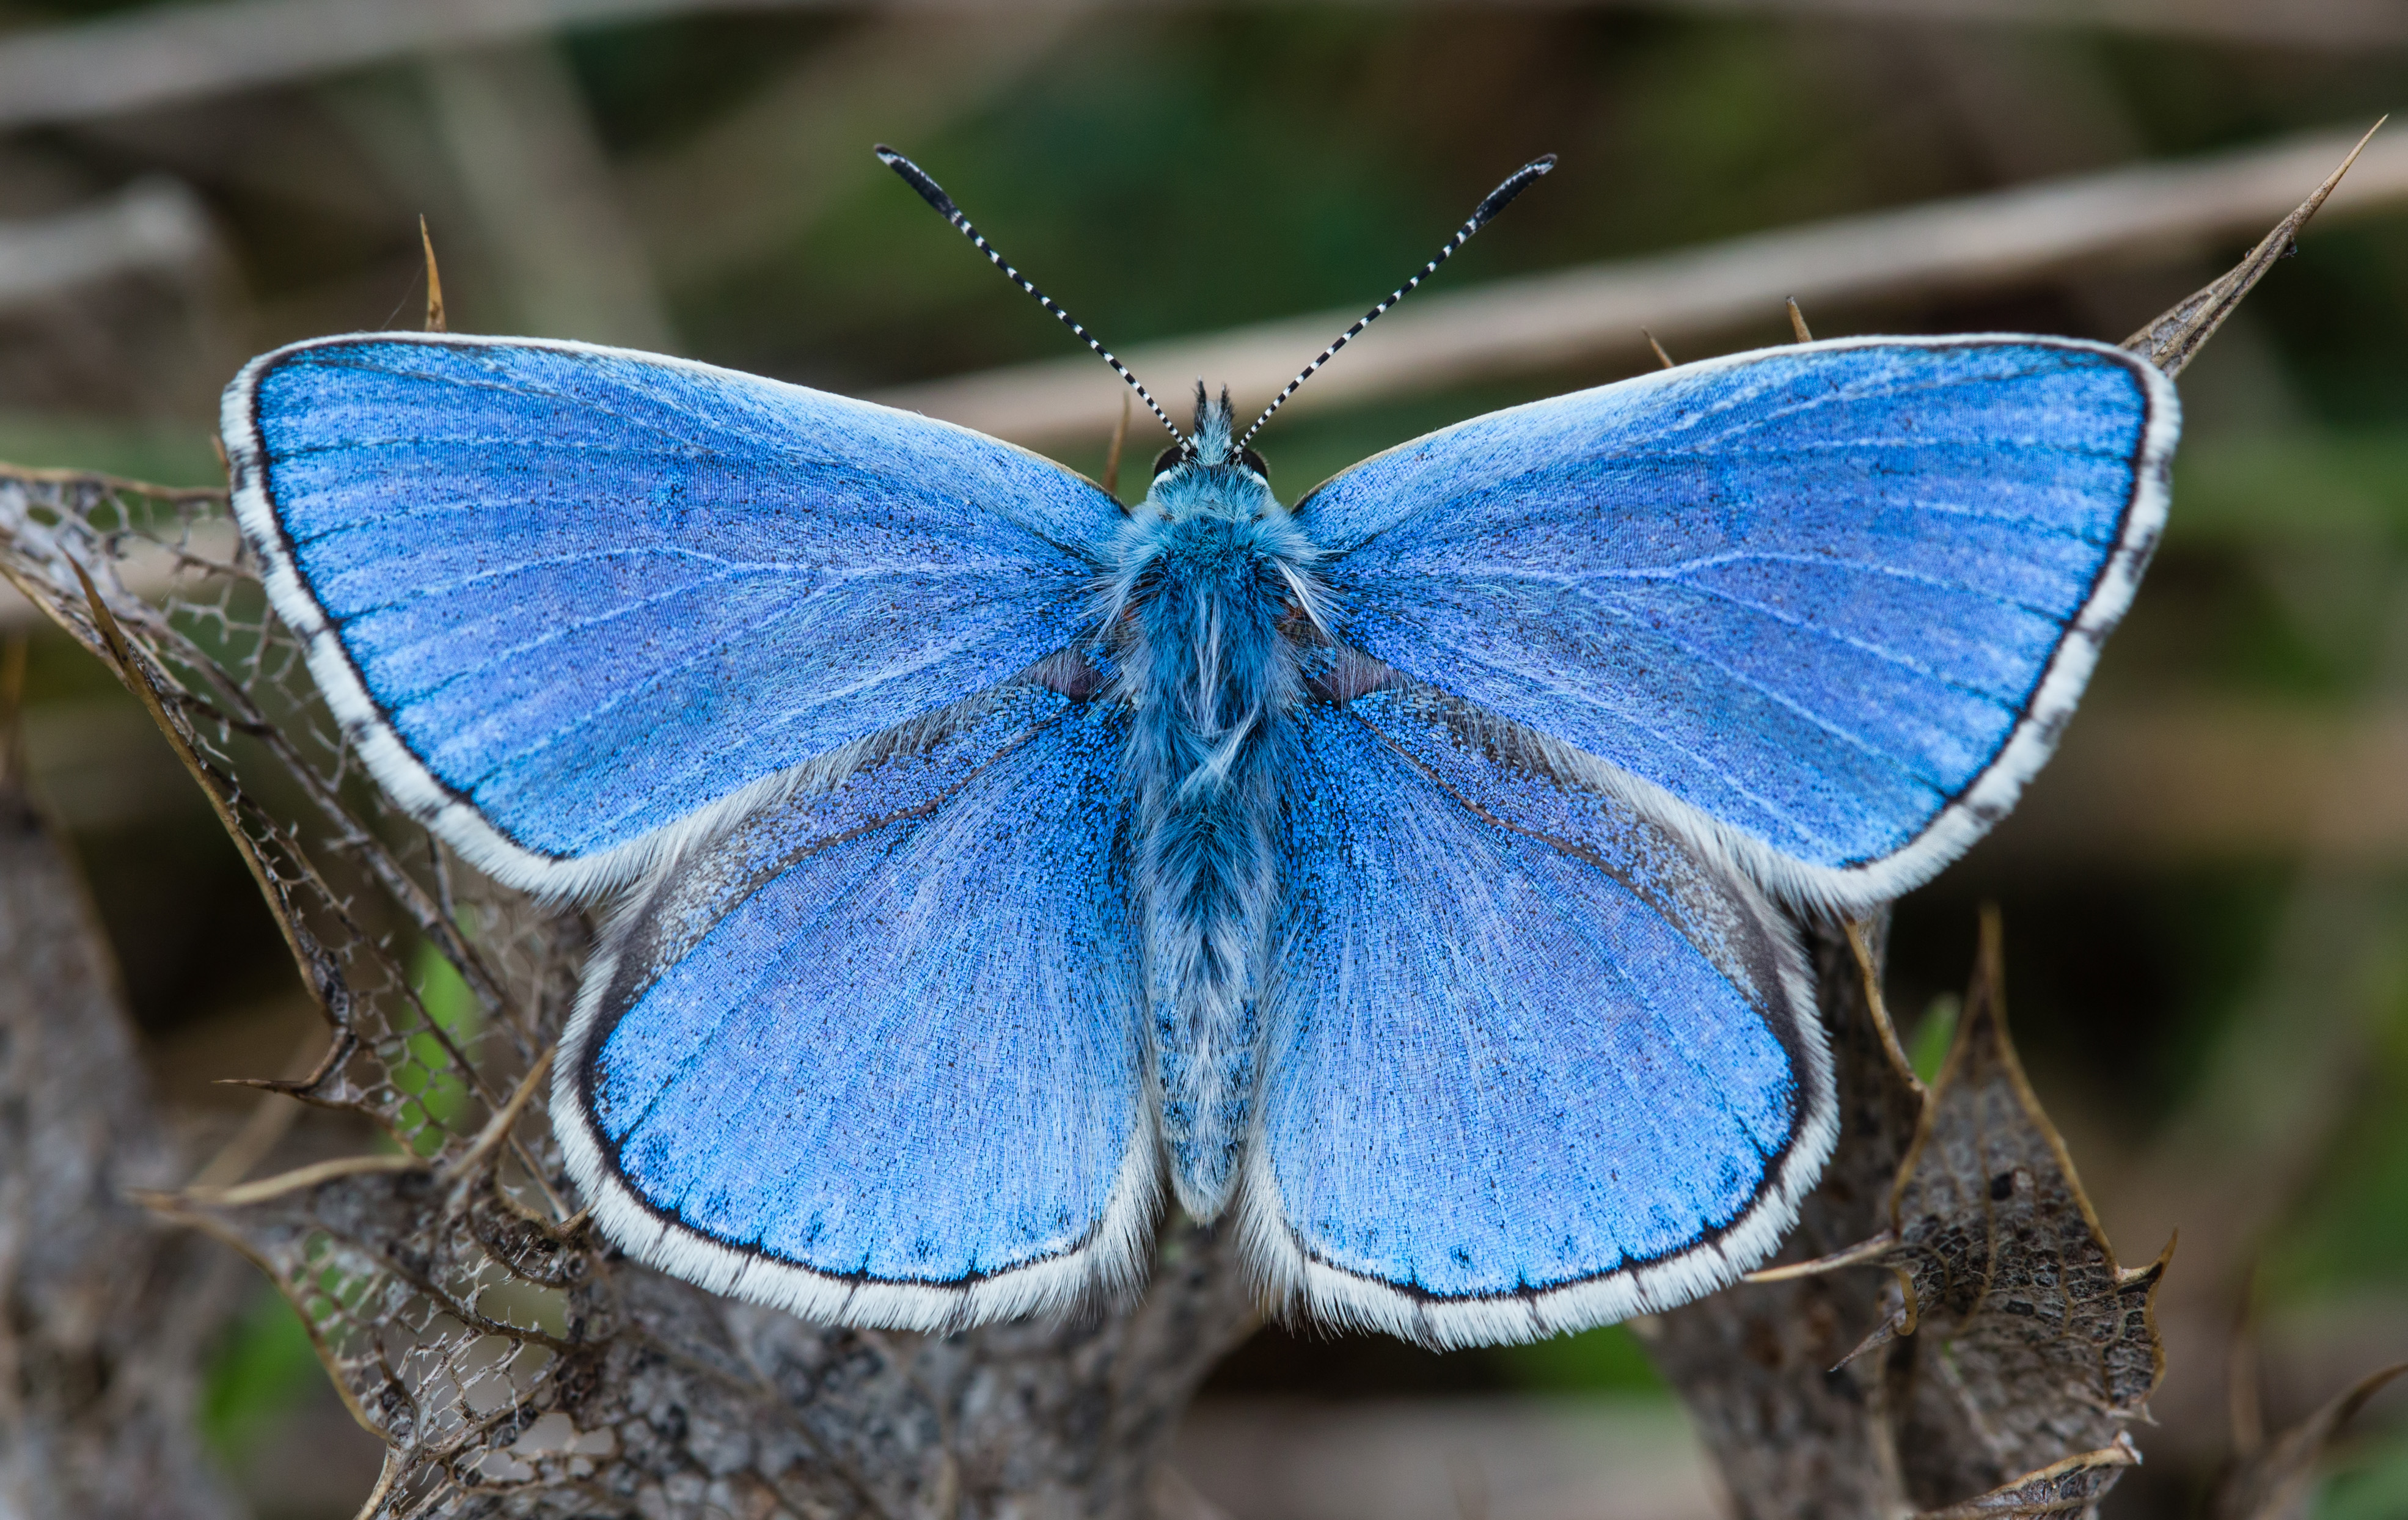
[554,684,1154,1329]
[225,332,1123,898]
[1242,686,1832,1347]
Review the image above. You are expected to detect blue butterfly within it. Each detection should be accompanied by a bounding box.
[221,151,2175,1347]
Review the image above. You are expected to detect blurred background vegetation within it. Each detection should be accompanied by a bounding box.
[0,1,2404,1516]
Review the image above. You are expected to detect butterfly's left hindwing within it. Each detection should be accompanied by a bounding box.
[554,683,1153,1329]
[1241,686,1832,1348]
[225,332,1123,899]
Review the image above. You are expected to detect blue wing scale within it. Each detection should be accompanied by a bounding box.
[553,682,1152,1328]
[1239,684,1833,1346]
[1303,336,2177,907]
[224,332,1124,897]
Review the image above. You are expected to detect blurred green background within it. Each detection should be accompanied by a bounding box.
[1,1,2404,1516]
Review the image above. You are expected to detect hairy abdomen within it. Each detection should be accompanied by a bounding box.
[1118,516,1302,1219]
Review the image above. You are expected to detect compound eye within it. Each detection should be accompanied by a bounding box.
[1152,445,1188,478]
[1237,448,1270,480]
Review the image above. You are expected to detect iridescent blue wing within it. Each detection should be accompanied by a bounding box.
[1301,337,2176,910]
[223,332,1121,897]
[554,681,1151,1328]
[1240,683,1832,1346]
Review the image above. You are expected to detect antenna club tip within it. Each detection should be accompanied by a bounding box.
[1469,152,1560,226]
[875,144,960,219]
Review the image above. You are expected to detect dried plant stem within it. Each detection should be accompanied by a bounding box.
[0,723,243,1518]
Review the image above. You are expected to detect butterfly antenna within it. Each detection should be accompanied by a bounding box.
[1235,154,1556,455]
[876,145,1187,450]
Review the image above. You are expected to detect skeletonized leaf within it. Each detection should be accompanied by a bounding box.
[1916,1435,2140,1519]
[2209,1360,2408,1520]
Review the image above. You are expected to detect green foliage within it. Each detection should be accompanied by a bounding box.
[2172,433,2408,549]
[5,5,2407,1510]
[389,938,479,1153]
[1498,1323,1667,1396]
[0,412,223,487]
[2263,998,2408,1296]
[199,1286,321,1464]
[2315,1433,2408,1520]
[1910,993,1960,1087]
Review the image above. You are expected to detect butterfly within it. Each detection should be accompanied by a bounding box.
[221,149,2175,1348]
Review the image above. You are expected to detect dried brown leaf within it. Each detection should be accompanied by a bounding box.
[1781,910,2165,1394]
[1879,910,2163,1504]
[68,554,335,1020]
[1915,1435,2140,1519]
[1708,909,2166,1517]
[2122,119,2381,378]
[154,1161,1259,1519]
[2209,1360,2408,1520]
[420,216,447,334]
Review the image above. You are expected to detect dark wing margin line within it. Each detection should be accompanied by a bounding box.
[582,698,1078,1141]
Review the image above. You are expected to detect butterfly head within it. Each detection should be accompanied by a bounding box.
[1108,379,1317,646]
[1144,382,1273,521]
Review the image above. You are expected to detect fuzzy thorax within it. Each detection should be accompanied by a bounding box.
[1107,392,1318,1219]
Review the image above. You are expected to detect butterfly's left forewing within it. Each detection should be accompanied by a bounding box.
[555,681,1152,1328]
[227,332,1122,899]
[1242,684,1831,1346]
[1300,336,2176,912]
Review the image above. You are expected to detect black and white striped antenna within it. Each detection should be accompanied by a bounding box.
[876,145,1188,451]
[1234,154,1556,455]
